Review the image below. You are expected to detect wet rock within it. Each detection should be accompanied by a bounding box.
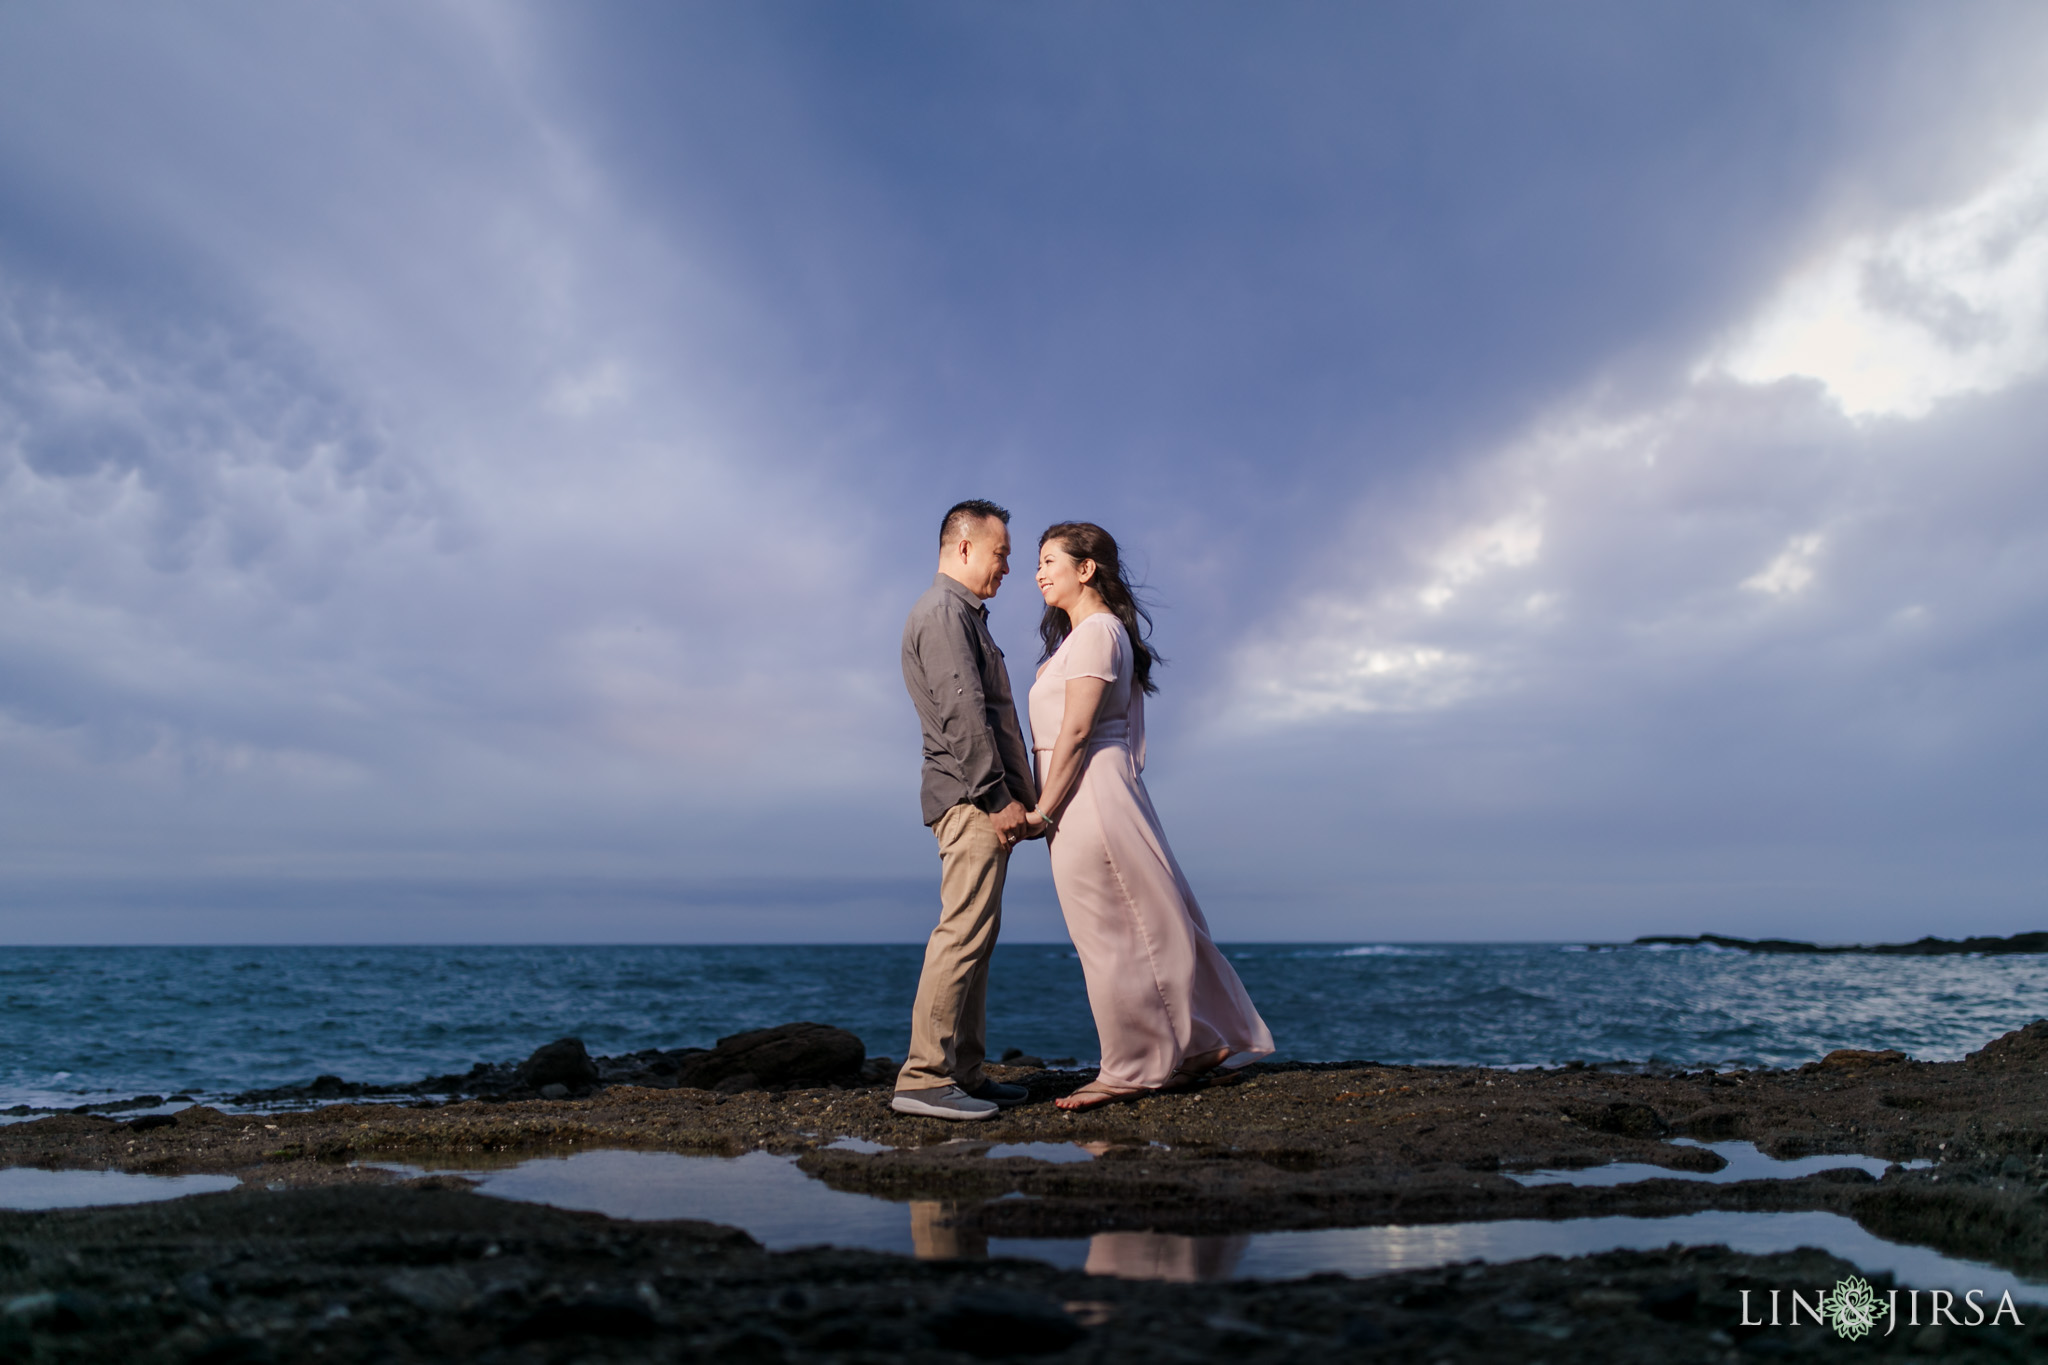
[713,1073,761,1095]
[126,1114,177,1133]
[1966,1019,2048,1070]
[230,1076,374,1105]
[592,1046,709,1089]
[63,1094,164,1115]
[1761,1131,1815,1158]
[708,1326,791,1361]
[382,1266,473,1312]
[184,1334,277,1365]
[411,1060,520,1097]
[517,1038,600,1091]
[178,1272,222,1312]
[1677,1105,1744,1138]
[926,1291,1087,1357]
[503,1294,658,1343]
[1562,1101,1666,1138]
[1643,1282,1700,1321]
[538,1084,570,1101]
[1340,1314,1388,1346]
[1815,1048,1906,1069]
[0,1289,96,1332]
[393,1030,876,1101]
[1911,1322,1949,1352]
[673,1022,865,1090]
[1811,1167,1876,1184]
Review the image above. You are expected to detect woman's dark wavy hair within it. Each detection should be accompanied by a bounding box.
[1037,522,1161,694]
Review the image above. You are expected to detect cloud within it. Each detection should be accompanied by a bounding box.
[0,3,914,902]
[3,3,2048,941]
[1713,127,2048,418]
[1195,122,2048,937]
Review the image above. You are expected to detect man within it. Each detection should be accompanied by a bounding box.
[893,499,1044,1120]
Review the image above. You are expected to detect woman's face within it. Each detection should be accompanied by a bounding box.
[1036,541,1094,611]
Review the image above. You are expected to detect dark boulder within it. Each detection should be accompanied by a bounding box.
[927,1291,1086,1357]
[1966,1019,2048,1070]
[1676,1105,1745,1139]
[518,1038,601,1091]
[1562,1101,1666,1138]
[503,1294,658,1343]
[672,1022,864,1090]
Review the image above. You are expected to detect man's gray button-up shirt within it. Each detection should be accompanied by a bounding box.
[902,573,1037,827]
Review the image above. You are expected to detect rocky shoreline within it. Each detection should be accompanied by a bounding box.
[1635,930,2048,955]
[4,1023,2048,1361]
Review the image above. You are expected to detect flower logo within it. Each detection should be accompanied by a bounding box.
[1820,1275,1887,1340]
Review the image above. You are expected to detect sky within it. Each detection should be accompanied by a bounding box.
[2,1,2046,944]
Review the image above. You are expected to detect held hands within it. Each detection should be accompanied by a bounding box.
[991,800,1051,850]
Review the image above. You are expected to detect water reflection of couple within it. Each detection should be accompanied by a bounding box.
[892,500,1272,1121]
[909,1196,1248,1282]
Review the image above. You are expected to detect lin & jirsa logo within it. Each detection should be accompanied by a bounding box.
[1739,1275,2026,1340]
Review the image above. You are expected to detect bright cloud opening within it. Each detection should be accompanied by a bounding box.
[1743,533,1824,597]
[1714,129,2048,419]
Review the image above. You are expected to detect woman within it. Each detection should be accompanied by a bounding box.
[1022,522,1273,1110]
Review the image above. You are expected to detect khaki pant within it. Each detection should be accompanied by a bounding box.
[896,802,1009,1093]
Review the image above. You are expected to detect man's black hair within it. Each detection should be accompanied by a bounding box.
[939,499,1011,546]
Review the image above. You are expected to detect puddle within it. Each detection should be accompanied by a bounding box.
[1210,1211,2048,1302]
[364,1148,2048,1300]
[370,1150,919,1254]
[1507,1139,1932,1188]
[822,1137,892,1155]
[0,1168,242,1210]
[984,1142,1096,1164]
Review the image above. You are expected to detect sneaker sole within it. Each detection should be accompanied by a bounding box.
[890,1094,999,1120]
[974,1092,1029,1108]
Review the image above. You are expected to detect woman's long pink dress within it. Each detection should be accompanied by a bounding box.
[1029,613,1273,1089]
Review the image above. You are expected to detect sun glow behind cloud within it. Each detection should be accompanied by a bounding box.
[1714,130,2048,419]
[1232,120,2048,732]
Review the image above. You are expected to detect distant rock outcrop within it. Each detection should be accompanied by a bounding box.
[1635,931,2048,956]
[227,1020,873,1106]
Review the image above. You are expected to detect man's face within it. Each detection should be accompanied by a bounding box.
[961,519,1012,599]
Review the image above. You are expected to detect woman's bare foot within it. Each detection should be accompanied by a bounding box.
[1054,1080,1149,1111]
[1160,1048,1233,1091]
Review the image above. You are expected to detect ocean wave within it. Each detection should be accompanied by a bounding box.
[1328,945,1438,958]
[6,944,2046,1093]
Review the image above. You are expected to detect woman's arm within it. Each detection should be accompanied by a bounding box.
[1030,674,1109,831]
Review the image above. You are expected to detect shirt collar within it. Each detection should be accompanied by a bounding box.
[933,572,988,615]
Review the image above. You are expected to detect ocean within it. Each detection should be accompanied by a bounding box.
[6,942,2047,1109]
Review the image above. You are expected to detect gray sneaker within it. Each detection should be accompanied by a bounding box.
[890,1084,999,1121]
[965,1079,1029,1108]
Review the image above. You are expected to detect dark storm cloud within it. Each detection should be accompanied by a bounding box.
[0,2,2044,941]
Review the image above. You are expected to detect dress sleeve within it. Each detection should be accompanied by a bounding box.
[1063,616,1124,684]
